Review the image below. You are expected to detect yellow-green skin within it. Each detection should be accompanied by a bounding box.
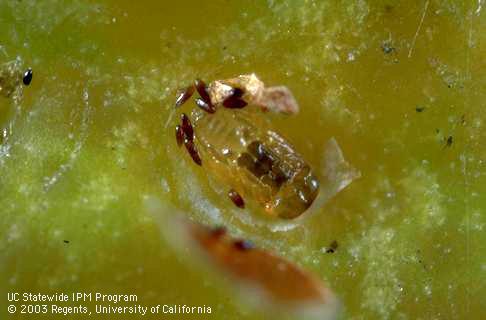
[0,1,484,320]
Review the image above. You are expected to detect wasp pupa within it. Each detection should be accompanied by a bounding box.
[173,75,360,229]
[190,107,320,220]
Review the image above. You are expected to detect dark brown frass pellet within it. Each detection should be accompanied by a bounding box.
[233,239,253,251]
[175,85,195,108]
[175,125,184,147]
[194,79,212,105]
[184,139,202,166]
[180,113,194,141]
[195,98,215,113]
[228,189,245,208]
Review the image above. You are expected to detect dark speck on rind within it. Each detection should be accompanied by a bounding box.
[63,240,70,244]
[326,240,338,253]
[416,106,426,112]
[382,42,395,54]
[22,68,33,86]
[234,240,253,251]
[445,135,453,147]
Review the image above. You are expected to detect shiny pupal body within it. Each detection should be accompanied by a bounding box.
[191,107,319,219]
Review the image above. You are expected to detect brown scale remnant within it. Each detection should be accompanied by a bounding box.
[175,85,195,108]
[195,97,216,113]
[179,219,337,309]
[184,138,202,166]
[175,125,184,147]
[180,113,194,141]
[228,189,245,208]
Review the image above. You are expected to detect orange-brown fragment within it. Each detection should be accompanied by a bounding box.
[185,221,333,305]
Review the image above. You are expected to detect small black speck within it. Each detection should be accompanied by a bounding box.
[326,240,339,253]
[22,68,33,86]
[63,240,70,244]
[445,135,453,147]
[382,42,395,54]
[416,106,425,112]
[222,46,227,50]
